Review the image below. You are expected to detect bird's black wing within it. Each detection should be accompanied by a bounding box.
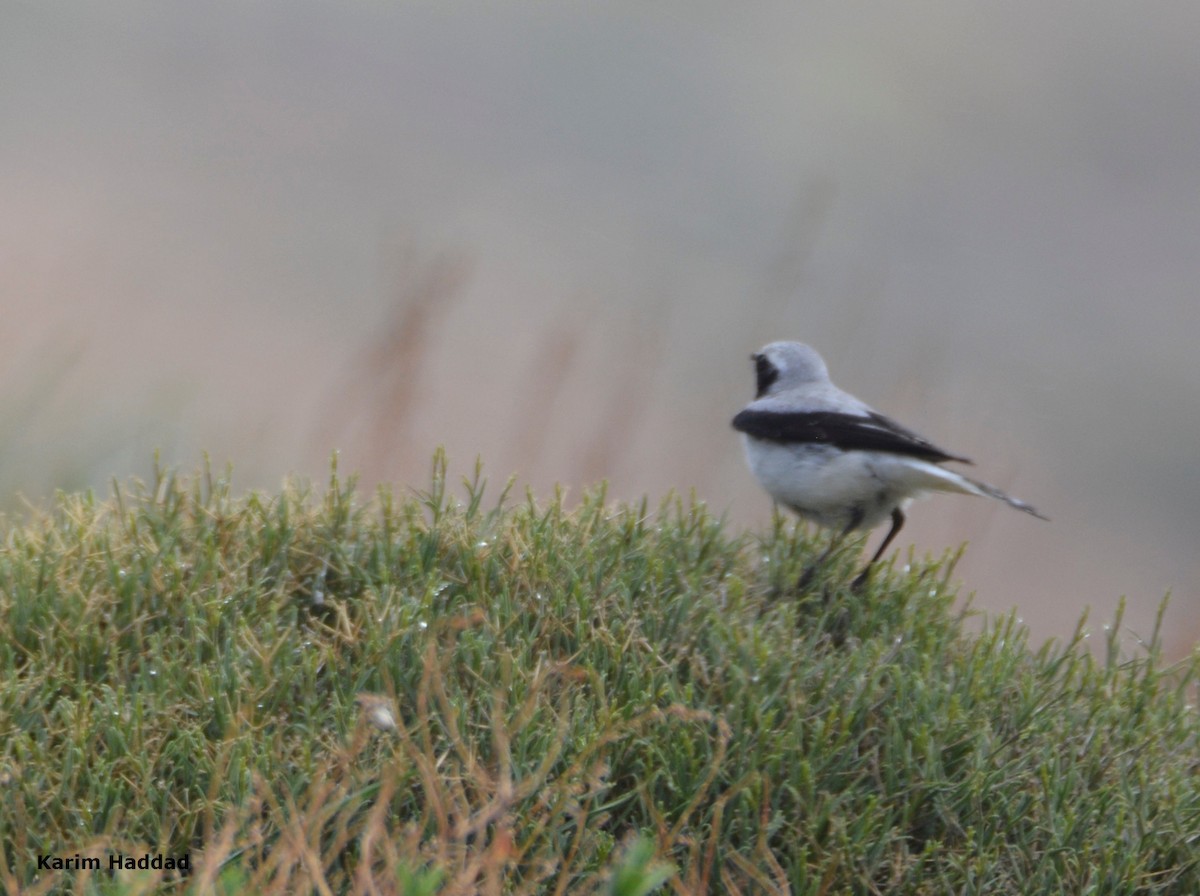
[731,409,972,464]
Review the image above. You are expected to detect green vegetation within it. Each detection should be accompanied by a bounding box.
[2,453,1198,894]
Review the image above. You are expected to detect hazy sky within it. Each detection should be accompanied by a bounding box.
[3,3,1198,649]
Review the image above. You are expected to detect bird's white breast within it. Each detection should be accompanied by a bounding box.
[740,436,912,530]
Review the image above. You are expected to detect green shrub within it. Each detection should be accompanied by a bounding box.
[1,453,1197,894]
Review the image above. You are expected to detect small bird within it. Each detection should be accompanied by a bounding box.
[732,341,1046,588]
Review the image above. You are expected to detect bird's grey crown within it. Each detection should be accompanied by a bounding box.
[752,341,830,398]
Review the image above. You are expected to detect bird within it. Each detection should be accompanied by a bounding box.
[732,341,1046,588]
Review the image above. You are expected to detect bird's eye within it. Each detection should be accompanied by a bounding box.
[753,354,779,397]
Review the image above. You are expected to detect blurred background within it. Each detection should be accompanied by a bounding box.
[3,3,1197,653]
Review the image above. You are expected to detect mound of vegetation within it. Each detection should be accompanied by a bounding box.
[2,454,1197,894]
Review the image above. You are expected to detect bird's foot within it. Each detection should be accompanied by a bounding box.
[796,564,818,592]
[850,565,872,592]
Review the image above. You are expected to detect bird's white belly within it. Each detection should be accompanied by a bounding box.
[741,437,911,531]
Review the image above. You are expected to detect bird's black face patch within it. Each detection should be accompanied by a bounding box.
[754,353,779,398]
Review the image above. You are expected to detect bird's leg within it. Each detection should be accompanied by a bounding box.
[798,510,863,591]
[851,507,905,590]
[797,538,839,591]
[866,508,906,568]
